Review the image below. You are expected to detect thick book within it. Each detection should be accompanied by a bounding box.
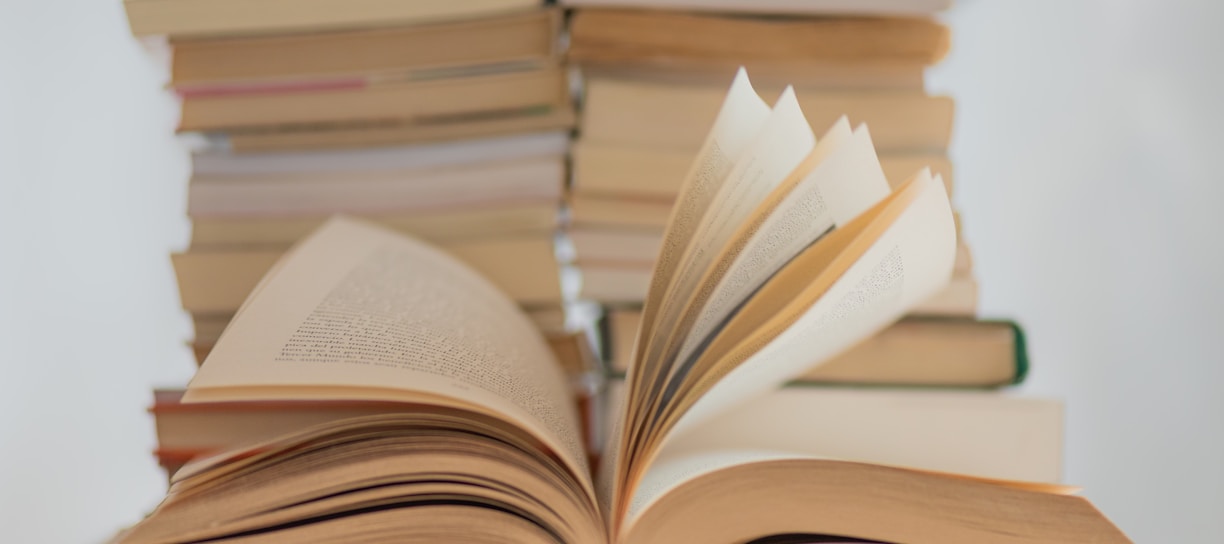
[569,10,949,67]
[118,71,1126,543]
[125,0,541,38]
[187,132,566,218]
[178,66,568,132]
[202,106,576,152]
[572,141,953,201]
[583,77,954,153]
[558,0,952,16]
[190,202,559,249]
[171,10,560,96]
[172,233,564,314]
[606,309,1026,387]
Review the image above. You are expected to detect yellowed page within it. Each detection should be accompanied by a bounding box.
[657,387,1064,483]
[183,217,591,496]
[604,67,769,512]
[632,68,770,368]
[652,87,817,353]
[626,449,798,524]
[673,123,891,370]
[622,449,1076,538]
[673,172,956,435]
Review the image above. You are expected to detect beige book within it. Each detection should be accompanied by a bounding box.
[579,58,926,91]
[193,130,568,176]
[125,0,540,38]
[118,71,1126,544]
[582,77,954,153]
[179,67,568,132]
[188,156,564,217]
[569,194,675,231]
[573,141,953,200]
[558,0,952,16]
[569,9,948,66]
[173,233,563,314]
[191,201,559,248]
[214,106,576,152]
[172,10,559,89]
[607,307,1022,386]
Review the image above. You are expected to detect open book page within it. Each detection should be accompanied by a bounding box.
[623,448,1079,537]
[645,87,816,377]
[631,68,770,371]
[665,123,893,395]
[671,171,957,437]
[184,217,592,496]
[604,68,769,514]
[625,88,817,484]
[626,449,800,524]
[655,387,1065,483]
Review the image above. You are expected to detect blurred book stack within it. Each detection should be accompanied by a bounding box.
[124,0,605,473]
[125,0,1060,496]
[561,1,1004,383]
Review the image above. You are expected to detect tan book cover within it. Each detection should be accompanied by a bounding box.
[180,67,568,132]
[172,10,560,91]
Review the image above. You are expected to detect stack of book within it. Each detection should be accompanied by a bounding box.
[125,0,604,473]
[564,0,979,339]
[126,2,579,358]
[112,81,1127,542]
[116,2,1131,541]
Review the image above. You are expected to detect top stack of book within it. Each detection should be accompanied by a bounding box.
[563,0,976,320]
[127,1,589,365]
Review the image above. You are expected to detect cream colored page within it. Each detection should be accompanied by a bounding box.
[626,449,802,525]
[649,87,816,366]
[674,123,892,369]
[673,172,957,436]
[636,68,770,353]
[657,387,1064,484]
[184,217,591,489]
[601,68,769,507]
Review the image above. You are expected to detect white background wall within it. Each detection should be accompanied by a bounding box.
[0,0,1220,542]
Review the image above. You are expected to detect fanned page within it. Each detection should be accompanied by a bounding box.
[672,171,957,437]
[621,86,817,504]
[632,68,770,369]
[184,217,592,496]
[645,86,815,376]
[605,68,769,512]
[663,123,893,399]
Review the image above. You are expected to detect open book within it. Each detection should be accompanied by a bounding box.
[117,70,1128,543]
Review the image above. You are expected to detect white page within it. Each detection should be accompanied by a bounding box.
[658,387,1064,484]
[606,69,768,484]
[647,87,815,371]
[635,68,770,355]
[673,172,957,436]
[185,218,591,494]
[674,124,892,370]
